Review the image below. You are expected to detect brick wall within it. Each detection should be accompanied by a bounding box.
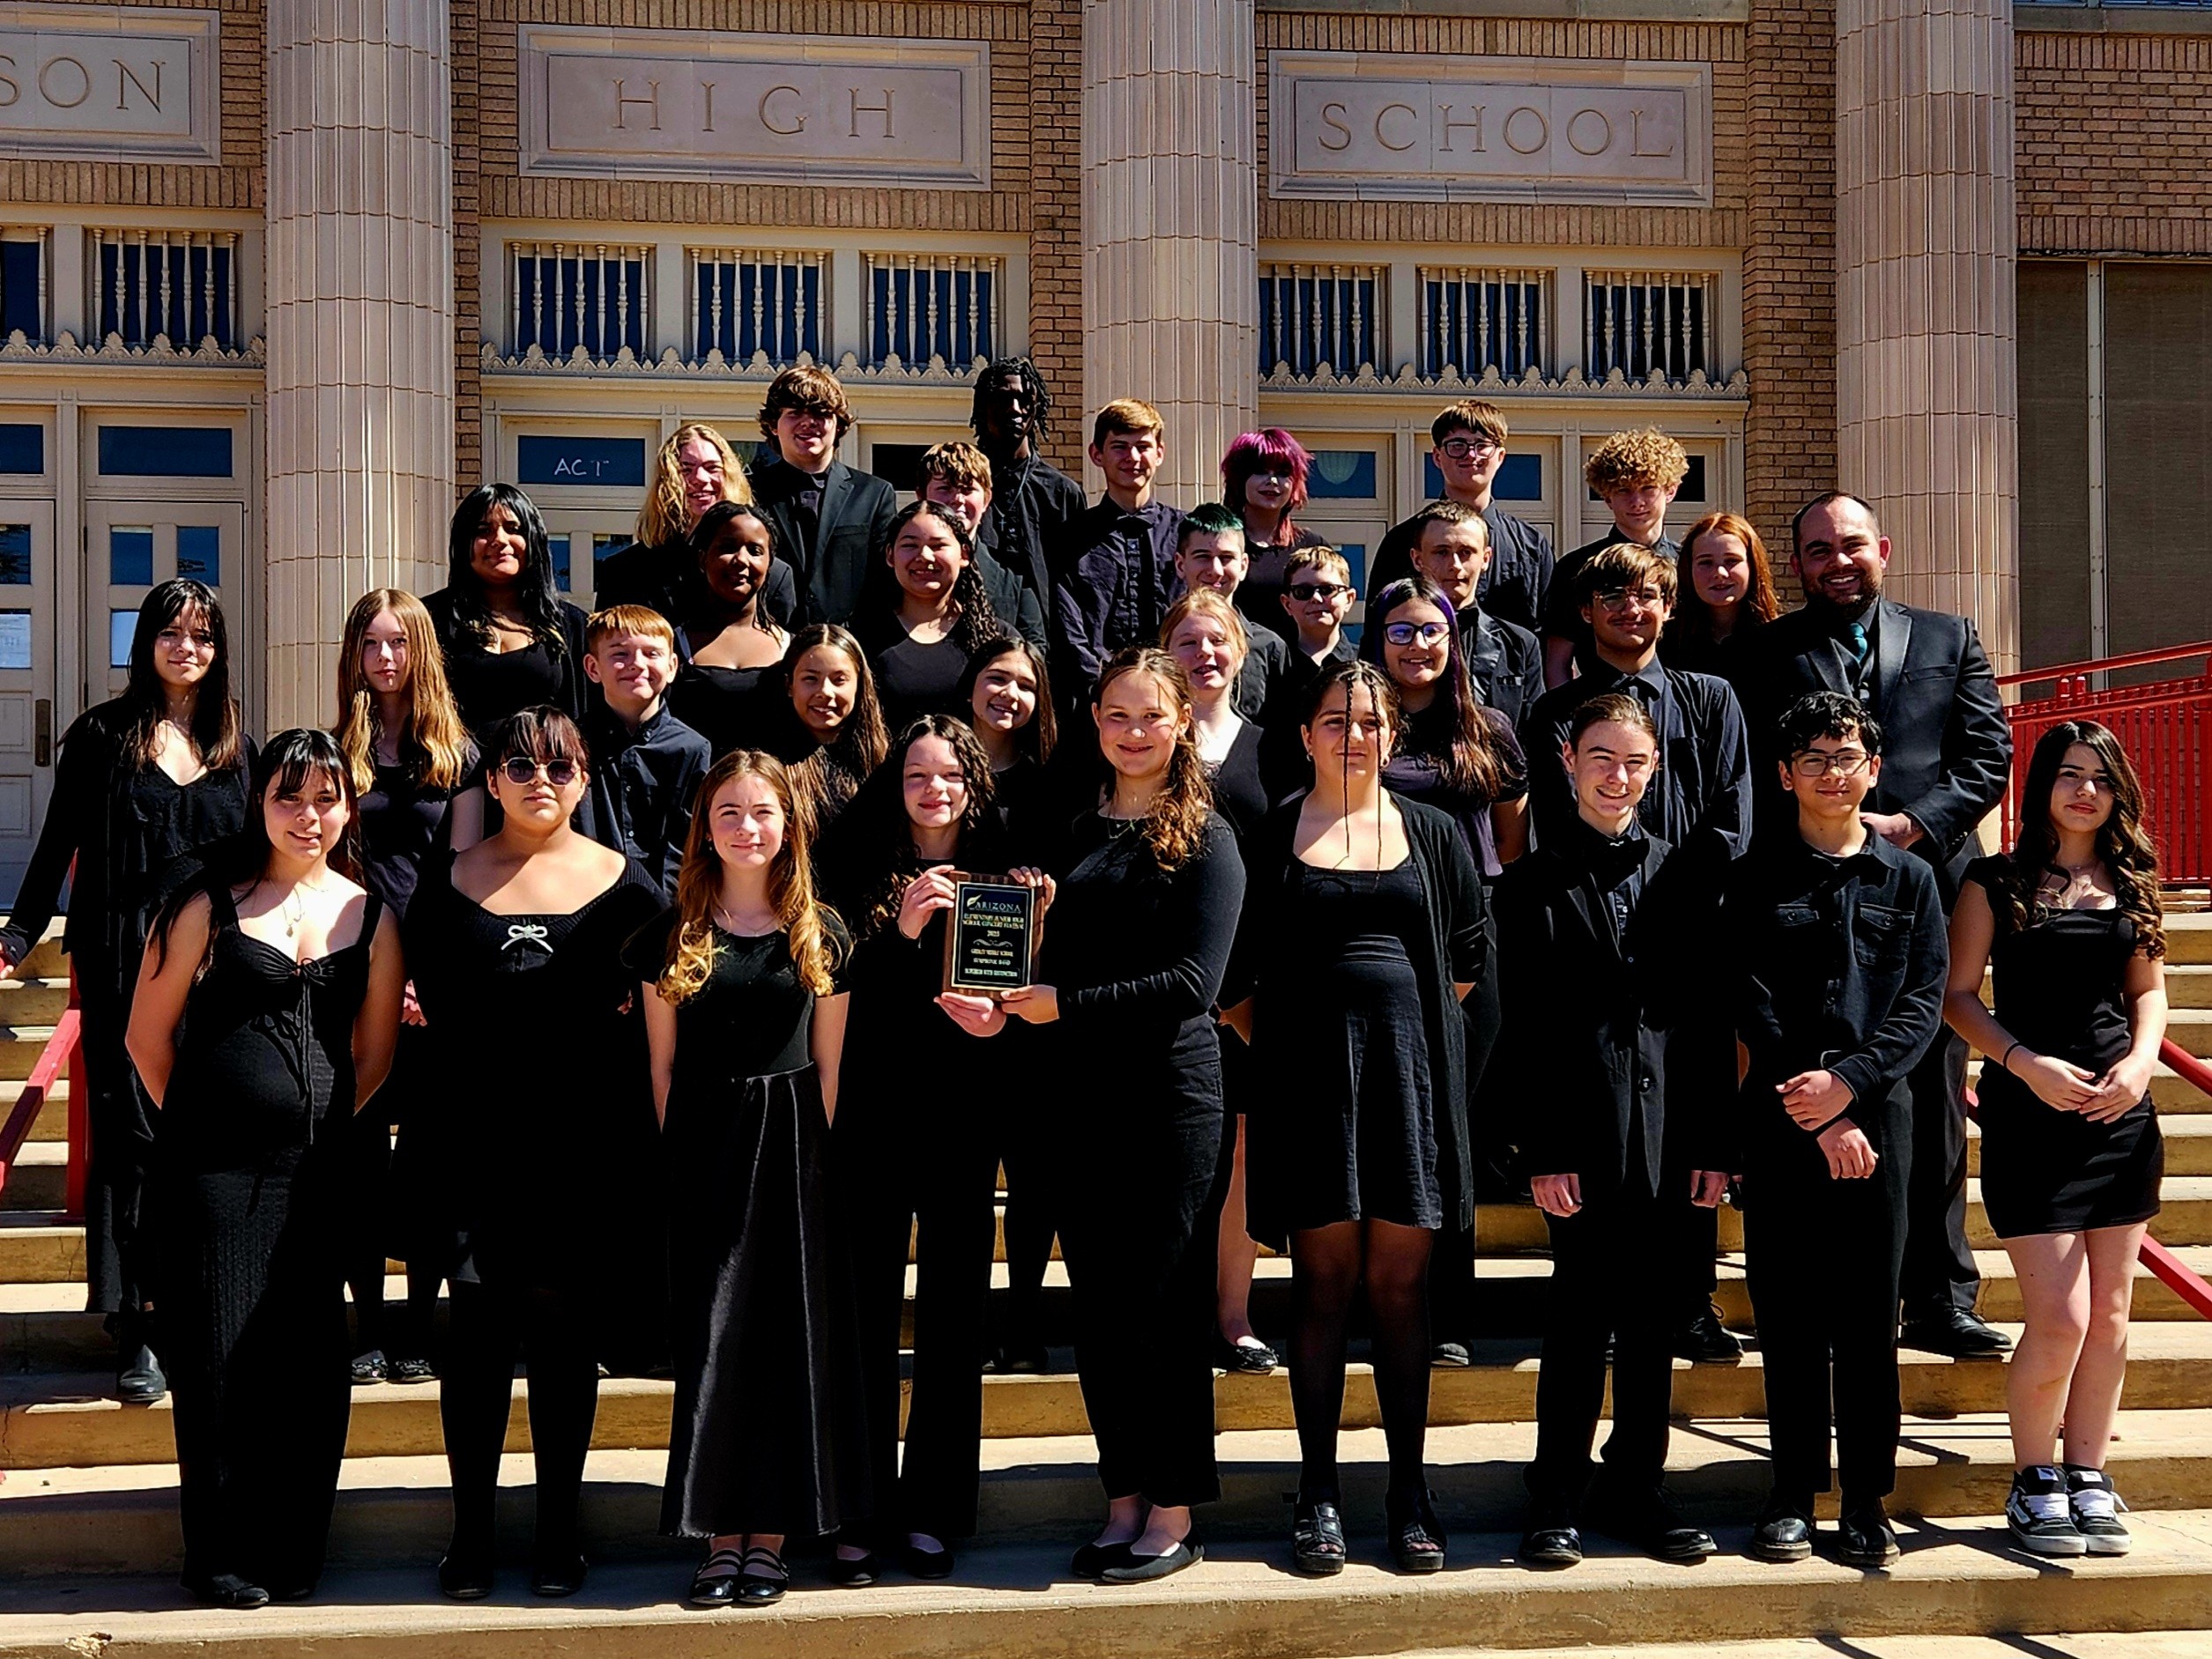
[2016,30,2212,257]
[1026,0,1083,478]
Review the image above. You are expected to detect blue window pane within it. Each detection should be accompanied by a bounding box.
[176,525,219,583]
[517,436,647,489]
[110,610,137,668]
[1337,542,1369,596]
[109,528,153,585]
[0,524,28,586]
[1496,454,1542,501]
[98,426,233,478]
[0,242,41,340]
[0,424,42,474]
[1306,451,1377,500]
[548,534,571,593]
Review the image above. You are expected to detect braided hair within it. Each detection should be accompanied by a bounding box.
[969,356,1054,449]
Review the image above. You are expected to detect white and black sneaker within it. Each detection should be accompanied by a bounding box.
[2065,1463,2132,1555]
[2006,1466,2086,1557]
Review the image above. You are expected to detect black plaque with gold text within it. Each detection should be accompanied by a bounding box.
[940,874,1036,997]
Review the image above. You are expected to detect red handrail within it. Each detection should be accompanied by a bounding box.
[1997,639,2212,691]
[0,983,79,1204]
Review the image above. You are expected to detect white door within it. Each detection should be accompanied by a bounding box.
[0,500,56,903]
[83,502,247,701]
[539,511,638,616]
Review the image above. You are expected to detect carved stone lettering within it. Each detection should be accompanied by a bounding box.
[0,10,218,161]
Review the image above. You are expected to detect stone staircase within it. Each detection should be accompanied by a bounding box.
[1,922,2210,1656]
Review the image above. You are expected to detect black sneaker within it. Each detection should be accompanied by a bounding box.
[2005,1465,2084,1557]
[388,1355,435,1384]
[350,1350,389,1385]
[1430,1341,1473,1368]
[1750,1493,1815,1563]
[2064,1463,2131,1556]
[1837,1500,1901,1568]
[1671,1310,1744,1364]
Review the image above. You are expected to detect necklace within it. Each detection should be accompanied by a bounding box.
[265,876,330,938]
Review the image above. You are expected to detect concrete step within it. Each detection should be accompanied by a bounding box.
[2167,912,2212,965]
[4,1410,2212,1576]
[0,980,67,1027]
[1456,1636,2212,1659]
[0,1142,61,1211]
[1968,1114,2212,1177]
[1714,1244,2212,1325]
[0,1031,59,1084]
[4,1522,2212,1659]
[2166,1010,2212,1062]
[0,1214,78,1283]
[9,1322,2212,1472]
[2,932,68,981]
[0,1079,69,1144]
[2168,965,2212,1010]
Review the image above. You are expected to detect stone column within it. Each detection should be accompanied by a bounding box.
[1835,0,2019,670]
[264,1,457,729]
[1081,0,1258,504]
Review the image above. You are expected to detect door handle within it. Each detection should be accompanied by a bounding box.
[33,697,50,767]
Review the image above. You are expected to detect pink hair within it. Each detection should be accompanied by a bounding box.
[1221,428,1312,535]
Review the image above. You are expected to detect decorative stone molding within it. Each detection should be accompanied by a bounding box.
[1259,358,1750,398]
[0,5,220,164]
[478,344,986,384]
[0,328,263,367]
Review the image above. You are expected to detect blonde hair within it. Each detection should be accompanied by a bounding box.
[1091,398,1164,447]
[657,749,842,1004]
[585,603,677,654]
[636,423,752,548]
[1284,544,1352,586]
[1159,588,1250,667]
[918,441,992,495]
[335,589,473,794]
[1585,427,1689,496]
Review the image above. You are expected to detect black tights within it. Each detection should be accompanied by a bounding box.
[440,1278,600,1559]
[1287,1220,1434,1501]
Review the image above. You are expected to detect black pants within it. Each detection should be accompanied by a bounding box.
[1743,1123,1911,1501]
[1660,1144,1721,1325]
[1899,1028,1977,1320]
[78,983,152,1335]
[844,1110,999,1543]
[1059,1075,1224,1509]
[1527,1179,1677,1507]
[339,1105,393,1356]
[440,1275,601,1555]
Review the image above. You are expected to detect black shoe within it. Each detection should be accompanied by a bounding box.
[688,1546,745,1607]
[1592,1486,1716,1563]
[1900,1308,2013,1357]
[350,1349,389,1385]
[1100,1537,1203,1583]
[437,1546,496,1601]
[264,1581,317,1604]
[389,1355,436,1384]
[1385,1489,1446,1574]
[828,1548,880,1587]
[183,1572,270,1610]
[1291,1493,1347,1576]
[1216,1335,1279,1374]
[994,1344,1051,1375]
[902,1538,955,1580]
[1071,1538,1134,1580]
[736,1546,789,1605]
[1837,1500,1901,1568]
[1672,1311,1745,1364]
[530,1551,587,1598]
[1430,1341,1473,1368]
[1518,1516,1584,1568]
[118,1343,167,1404]
[1750,1494,1815,1563]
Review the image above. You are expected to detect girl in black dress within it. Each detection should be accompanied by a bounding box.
[940,646,1245,1584]
[850,502,1002,731]
[405,707,664,1601]
[766,623,890,833]
[1660,512,1779,678]
[332,589,482,1386]
[1224,661,1488,1576]
[667,502,791,756]
[126,729,406,1607]
[630,749,864,1608]
[425,484,590,744]
[820,715,1051,1581]
[1943,720,2169,1557]
[0,578,256,1402]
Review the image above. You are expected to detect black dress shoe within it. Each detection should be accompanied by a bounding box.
[1592,1487,1716,1563]
[1215,1335,1280,1374]
[1519,1523,1584,1567]
[1071,1538,1135,1580]
[902,1539,955,1580]
[118,1344,167,1404]
[1430,1341,1473,1368]
[183,1572,270,1610]
[1750,1497,1815,1562]
[1672,1311,1745,1364]
[1900,1308,2013,1357]
[828,1549,880,1587]
[1100,1538,1203,1582]
[688,1546,745,1606]
[437,1550,496,1601]
[735,1546,789,1605]
[1837,1502,1901,1568]
[530,1551,587,1597]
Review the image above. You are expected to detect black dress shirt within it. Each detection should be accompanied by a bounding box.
[580,700,713,899]
[1047,496,1185,698]
[976,450,1087,607]
[1459,608,1545,731]
[1369,504,1555,635]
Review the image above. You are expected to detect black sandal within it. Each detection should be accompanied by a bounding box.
[1291,1493,1347,1576]
[688,1546,745,1608]
[736,1545,789,1605]
[1386,1488,1446,1574]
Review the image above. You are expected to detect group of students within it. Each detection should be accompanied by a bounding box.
[0,358,2169,1608]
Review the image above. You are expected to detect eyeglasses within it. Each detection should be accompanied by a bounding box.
[500,756,581,787]
[1437,437,1502,460]
[1594,586,1668,611]
[1288,581,1348,602]
[1789,750,1872,778]
[1383,620,1451,648]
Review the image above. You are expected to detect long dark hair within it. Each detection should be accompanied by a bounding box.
[826,715,1002,941]
[122,579,244,773]
[147,728,360,970]
[776,624,890,826]
[688,500,782,634]
[1358,574,1513,803]
[955,636,1057,767]
[1986,720,2165,959]
[444,483,567,654]
[857,500,999,655]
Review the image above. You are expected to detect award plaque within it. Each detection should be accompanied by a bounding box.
[940,872,1036,997]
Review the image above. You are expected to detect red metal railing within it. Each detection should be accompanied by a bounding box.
[2150,1040,2212,1320]
[1997,641,2212,883]
[0,964,81,1211]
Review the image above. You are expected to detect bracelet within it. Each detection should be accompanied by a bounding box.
[2000,1041,2024,1075]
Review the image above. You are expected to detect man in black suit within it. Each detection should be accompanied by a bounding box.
[745,365,901,627]
[1724,492,2014,1357]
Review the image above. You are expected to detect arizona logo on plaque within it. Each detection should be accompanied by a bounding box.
[940,875,1037,998]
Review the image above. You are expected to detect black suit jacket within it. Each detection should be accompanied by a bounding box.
[746,455,902,627]
[1725,598,2011,901]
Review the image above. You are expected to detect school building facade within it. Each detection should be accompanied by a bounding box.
[0,0,2203,892]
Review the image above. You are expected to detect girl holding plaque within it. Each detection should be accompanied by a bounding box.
[820,715,1050,1579]
[1221,659,1489,1577]
[628,749,866,1607]
[939,646,1245,1584]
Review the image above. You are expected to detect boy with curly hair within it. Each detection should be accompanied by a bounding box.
[1543,429,1689,687]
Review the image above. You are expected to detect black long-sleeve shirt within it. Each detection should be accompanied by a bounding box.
[976,450,1087,607]
[1048,497,1186,699]
[1368,504,1555,636]
[580,701,711,899]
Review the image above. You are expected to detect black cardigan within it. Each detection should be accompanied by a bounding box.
[1225,791,1492,1229]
